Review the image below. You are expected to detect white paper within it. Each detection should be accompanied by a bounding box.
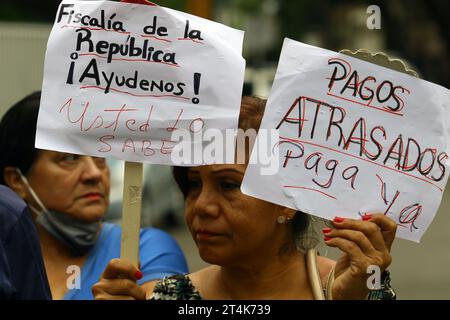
[36,0,245,165]
[242,38,450,242]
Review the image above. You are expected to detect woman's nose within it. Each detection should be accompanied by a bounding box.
[192,187,220,218]
[80,157,104,183]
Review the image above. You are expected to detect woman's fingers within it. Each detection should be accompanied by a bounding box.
[92,278,146,300]
[324,228,377,257]
[366,214,398,250]
[92,258,146,300]
[325,215,394,271]
[331,216,388,253]
[327,235,373,300]
[102,258,141,281]
[324,236,366,270]
[94,293,138,300]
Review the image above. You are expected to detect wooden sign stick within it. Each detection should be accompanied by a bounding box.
[120,161,143,266]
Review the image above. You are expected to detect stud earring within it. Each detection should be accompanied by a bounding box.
[277,216,286,224]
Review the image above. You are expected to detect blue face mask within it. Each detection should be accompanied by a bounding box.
[17,169,101,256]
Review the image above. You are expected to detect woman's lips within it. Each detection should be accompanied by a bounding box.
[195,230,226,241]
[83,192,104,201]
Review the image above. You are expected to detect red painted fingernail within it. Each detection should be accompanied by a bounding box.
[334,217,345,223]
[135,271,143,280]
[322,228,332,234]
[324,237,332,242]
[362,214,372,221]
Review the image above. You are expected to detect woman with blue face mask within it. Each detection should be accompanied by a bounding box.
[0,92,188,300]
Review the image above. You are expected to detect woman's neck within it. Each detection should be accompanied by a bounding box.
[204,250,314,300]
[36,223,74,258]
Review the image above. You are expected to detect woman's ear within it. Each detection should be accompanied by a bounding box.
[3,167,28,199]
[279,206,297,222]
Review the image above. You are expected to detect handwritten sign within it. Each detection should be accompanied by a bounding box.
[242,38,450,242]
[36,0,245,165]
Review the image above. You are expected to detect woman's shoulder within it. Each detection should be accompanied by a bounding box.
[151,274,202,300]
[139,226,173,239]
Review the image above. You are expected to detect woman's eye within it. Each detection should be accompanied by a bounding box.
[61,154,80,162]
[188,178,201,190]
[92,157,107,168]
[219,181,240,191]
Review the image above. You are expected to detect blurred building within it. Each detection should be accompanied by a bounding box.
[0,23,50,117]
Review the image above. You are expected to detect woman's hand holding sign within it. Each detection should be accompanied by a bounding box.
[324,213,397,299]
[92,258,147,300]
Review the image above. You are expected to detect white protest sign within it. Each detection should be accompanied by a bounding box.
[242,38,450,242]
[36,0,245,165]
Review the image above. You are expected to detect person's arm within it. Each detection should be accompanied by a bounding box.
[0,187,51,300]
[323,213,397,300]
[137,228,188,285]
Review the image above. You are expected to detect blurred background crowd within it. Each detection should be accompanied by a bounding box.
[0,0,449,299]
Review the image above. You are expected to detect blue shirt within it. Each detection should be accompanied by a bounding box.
[64,222,188,300]
[0,185,51,300]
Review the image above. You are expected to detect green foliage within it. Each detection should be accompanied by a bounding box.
[0,4,24,21]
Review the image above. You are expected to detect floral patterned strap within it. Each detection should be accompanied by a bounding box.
[151,274,202,300]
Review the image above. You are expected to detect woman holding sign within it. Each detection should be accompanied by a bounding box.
[0,92,188,300]
[93,96,397,300]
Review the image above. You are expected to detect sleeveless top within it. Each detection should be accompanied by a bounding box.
[151,248,396,300]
